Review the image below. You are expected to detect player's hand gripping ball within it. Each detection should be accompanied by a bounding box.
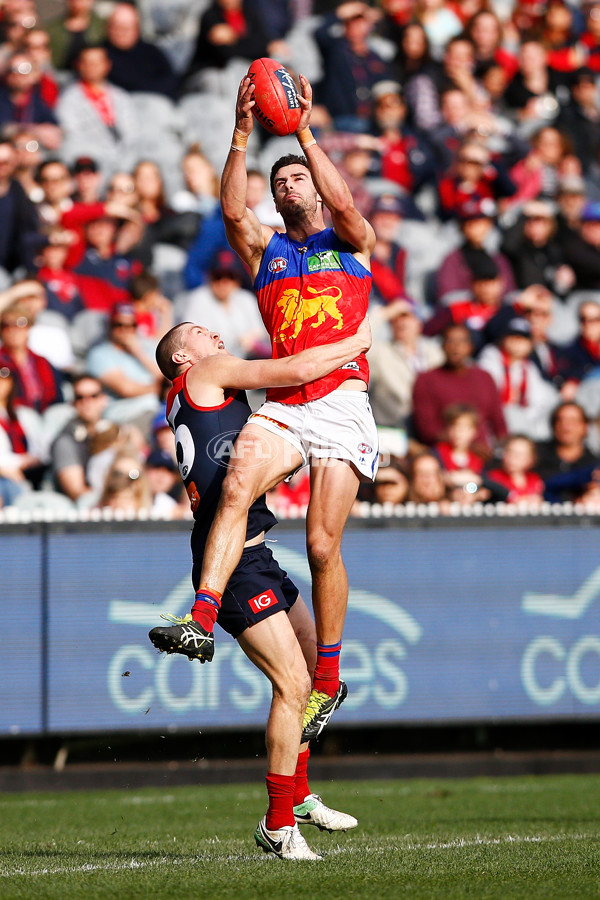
[247,58,301,136]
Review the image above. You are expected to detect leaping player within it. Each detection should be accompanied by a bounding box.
[155,72,379,742]
[150,320,370,859]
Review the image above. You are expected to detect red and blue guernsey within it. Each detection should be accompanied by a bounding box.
[254,228,372,404]
[166,371,277,560]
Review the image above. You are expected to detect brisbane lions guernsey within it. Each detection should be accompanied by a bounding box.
[254,228,372,404]
[166,371,277,559]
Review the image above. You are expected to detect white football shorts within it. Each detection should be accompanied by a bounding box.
[248,389,379,481]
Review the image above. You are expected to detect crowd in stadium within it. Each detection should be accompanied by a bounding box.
[0,0,600,516]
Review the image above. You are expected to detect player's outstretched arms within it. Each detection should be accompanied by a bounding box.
[197,316,371,392]
[220,76,271,275]
[294,74,375,258]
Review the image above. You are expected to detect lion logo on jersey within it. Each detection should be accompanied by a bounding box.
[274,285,344,342]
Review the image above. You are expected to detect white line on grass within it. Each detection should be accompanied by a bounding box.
[1,833,595,878]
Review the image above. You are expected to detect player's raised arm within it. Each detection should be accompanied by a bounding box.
[294,74,375,258]
[220,77,273,277]
[193,317,371,393]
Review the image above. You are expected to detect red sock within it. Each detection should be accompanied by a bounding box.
[313,641,341,697]
[265,772,296,831]
[191,587,222,632]
[293,747,311,806]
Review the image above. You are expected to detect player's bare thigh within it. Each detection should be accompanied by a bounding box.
[223,422,303,505]
[306,456,361,549]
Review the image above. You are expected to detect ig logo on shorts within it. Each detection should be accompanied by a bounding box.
[249,590,279,614]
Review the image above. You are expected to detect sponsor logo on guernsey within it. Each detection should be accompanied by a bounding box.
[307,249,343,272]
[358,443,373,454]
[249,589,279,614]
[341,361,359,371]
[268,256,288,273]
[274,68,300,110]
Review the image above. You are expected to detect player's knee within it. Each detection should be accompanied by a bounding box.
[220,466,256,510]
[275,661,311,709]
[307,531,341,574]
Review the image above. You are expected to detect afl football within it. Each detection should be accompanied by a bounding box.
[247,58,301,136]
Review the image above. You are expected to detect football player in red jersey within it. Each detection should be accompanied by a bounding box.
[184,72,380,744]
[150,320,370,858]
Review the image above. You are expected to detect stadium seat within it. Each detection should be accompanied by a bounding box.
[11,490,77,514]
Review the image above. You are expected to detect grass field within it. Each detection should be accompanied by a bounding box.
[1,773,599,900]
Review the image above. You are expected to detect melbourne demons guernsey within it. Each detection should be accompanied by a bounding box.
[166,371,277,560]
[254,228,371,404]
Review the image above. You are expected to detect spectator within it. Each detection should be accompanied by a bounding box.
[0,136,38,275]
[535,400,600,501]
[478,316,559,440]
[85,302,162,428]
[562,200,600,290]
[22,27,59,109]
[145,448,187,517]
[504,39,561,131]
[56,45,139,178]
[437,140,515,221]
[1,277,75,372]
[74,212,141,313]
[129,270,173,341]
[71,155,102,204]
[518,286,571,392]
[95,448,152,513]
[35,226,85,321]
[501,198,576,297]
[556,173,587,237]
[395,21,441,134]
[170,146,220,219]
[0,362,43,505]
[406,450,451,510]
[558,67,600,175]
[133,159,198,252]
[435,197,515,301]
[0,51,61,150]
[465,9,519,83]
[104,3,177,98]
[0,302,62,413]
[371,463,409,506]
[370,80,436,195]
[485,433,545,505]
[175,249,268,359]
[50,372,108,501]
[182,0,271,92]
[11,127,44,201]
[412,323,507,452]
[368,298,445,429]
[45,0,107,72]
[561,299,600,384]
[506,126,574,210]
[368,193,409,305]
[434,403,485,475]
[314,1,392,130]
[414,0,462,62]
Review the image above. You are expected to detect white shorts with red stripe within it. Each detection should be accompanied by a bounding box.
[248,389,379,481]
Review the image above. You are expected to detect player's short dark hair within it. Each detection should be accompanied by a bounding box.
[156,323,189,381]
[269,154,309,199]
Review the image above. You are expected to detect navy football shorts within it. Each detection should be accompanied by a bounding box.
[192,543,299,639]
